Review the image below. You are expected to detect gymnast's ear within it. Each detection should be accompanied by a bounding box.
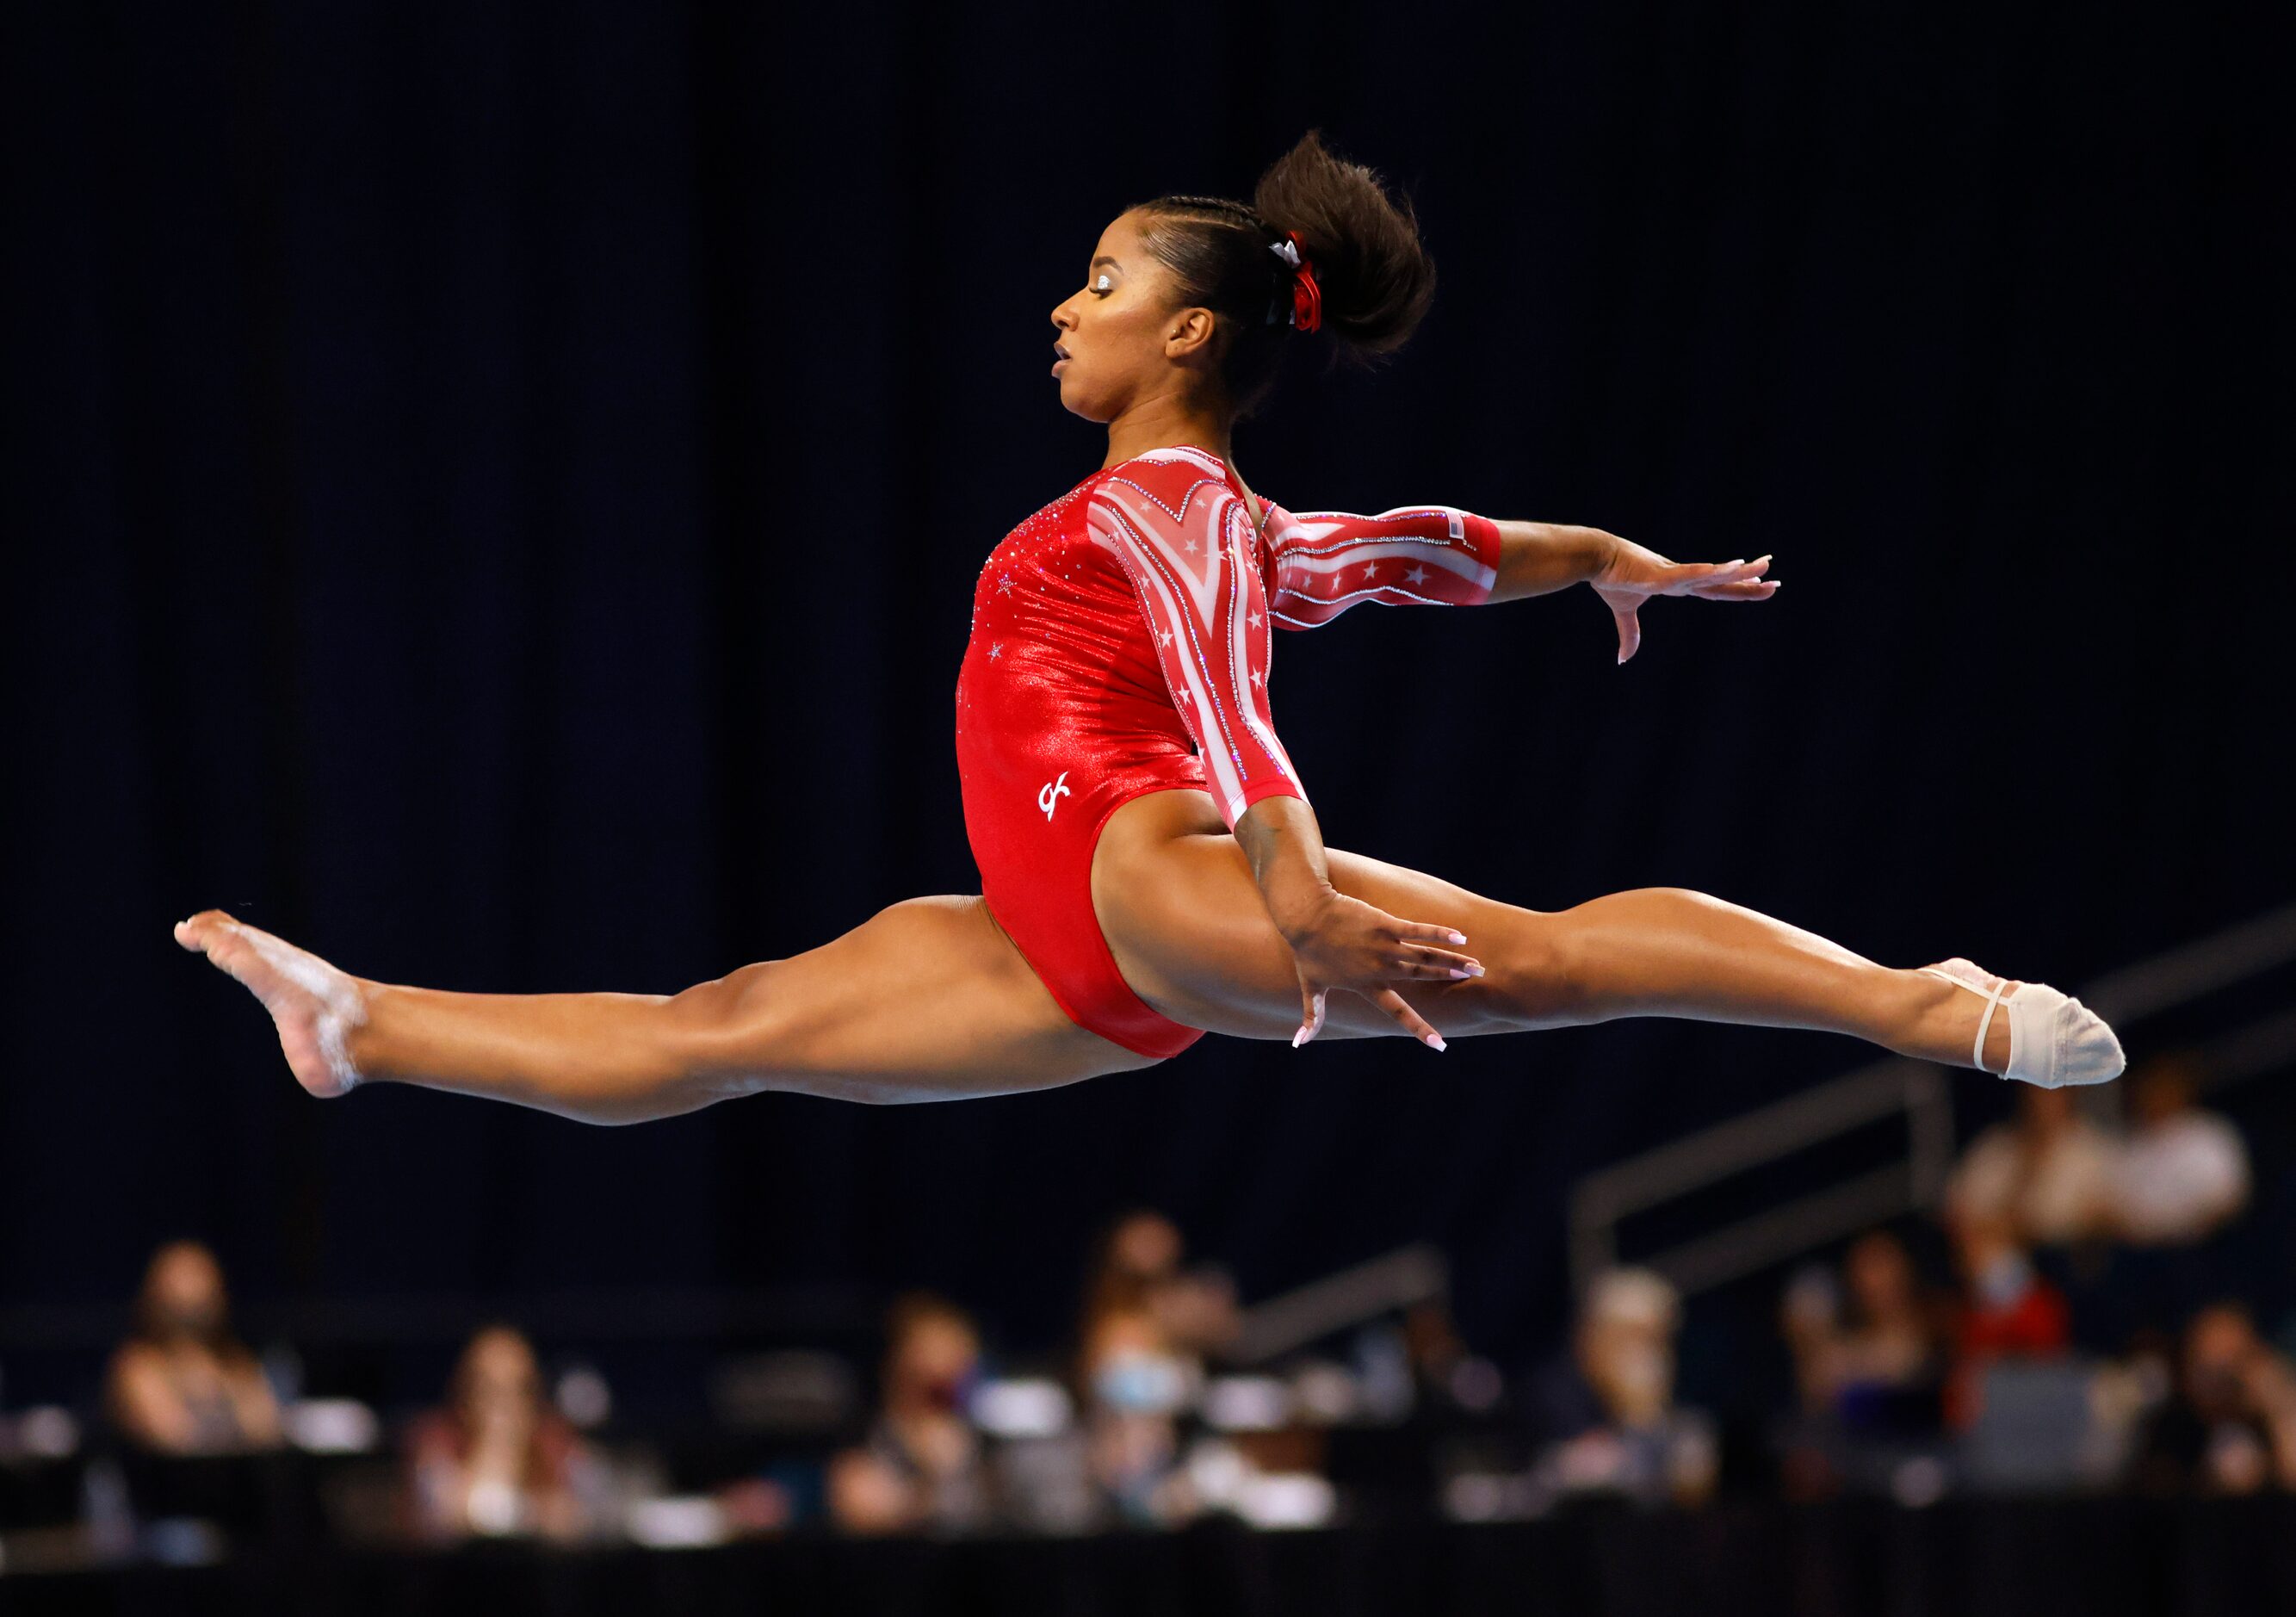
[1163,306,1218,362]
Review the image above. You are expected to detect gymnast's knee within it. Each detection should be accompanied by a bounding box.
[659,959,798,1098]
[1488,917,1591,1027]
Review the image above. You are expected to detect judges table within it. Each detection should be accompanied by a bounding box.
[7,1494,2296,1617]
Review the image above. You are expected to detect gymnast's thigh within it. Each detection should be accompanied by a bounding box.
[1092,825,1560,1044]
[724,894,1164,1103]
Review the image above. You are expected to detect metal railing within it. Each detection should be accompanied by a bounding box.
[1566,900,2296,1298]
[1228,1245,1449,1365]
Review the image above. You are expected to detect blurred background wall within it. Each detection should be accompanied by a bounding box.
[4,0,2288,1368]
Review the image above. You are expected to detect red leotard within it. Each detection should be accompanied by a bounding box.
[954,444,1502,1059]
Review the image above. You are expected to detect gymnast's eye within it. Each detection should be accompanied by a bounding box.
[1092,273,1114,295]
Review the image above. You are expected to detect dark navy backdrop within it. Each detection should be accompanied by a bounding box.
[6,1,2289,1357]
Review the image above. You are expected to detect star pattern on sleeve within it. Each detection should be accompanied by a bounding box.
[1259,501,1501,627]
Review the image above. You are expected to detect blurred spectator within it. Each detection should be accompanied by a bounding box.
[1087,1209,1183,1315]
[2109,1054,2250,1248]
[1079,1303,1198,1527]
[1403,1298,1507,1415]
[1774,1233,1954,1503]
[1944,1087,2116,1248]
[1782,1230,1951,1431]
[404,1325,604,1542]
[2129,1303,2296,1494]
[1944,1220,2071,1428]
[826,1293,995,1536]
[1085,1210,1241,1367]
[1526,1268,1716,1509]
[105,1240,282,1455]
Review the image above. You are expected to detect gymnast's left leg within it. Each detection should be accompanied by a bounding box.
[1093,831,2121,1084]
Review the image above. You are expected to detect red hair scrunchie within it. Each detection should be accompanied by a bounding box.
[1272,230,1323,333]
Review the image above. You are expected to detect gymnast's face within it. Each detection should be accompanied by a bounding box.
[1049,211,1217,424]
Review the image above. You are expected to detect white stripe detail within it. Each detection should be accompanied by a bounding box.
[1279,542,1493,585]
[1261,506,1496,620]
[1098,486,1224,618]
[1221,502,1298,785]
[1130,445,1228,477]
[1273,586,1470,623]
[1088,498,1253,819]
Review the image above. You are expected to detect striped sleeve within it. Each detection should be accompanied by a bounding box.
[1258,501,1503,629]
[1085,449,1309,832]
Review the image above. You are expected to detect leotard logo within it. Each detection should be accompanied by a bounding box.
[1037,771,1071,821]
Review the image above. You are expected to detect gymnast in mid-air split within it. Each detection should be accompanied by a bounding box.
[176,131,2124,1124]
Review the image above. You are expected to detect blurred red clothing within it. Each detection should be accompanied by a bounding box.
[1945,1283,2071,1429]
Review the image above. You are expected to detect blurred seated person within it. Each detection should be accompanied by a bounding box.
[1526,1268,1716,1509]
[1086,1209,1241,1367]
[1944,1087,2115,1248]
[1781,1230,1951,1434]
[1080,1303,1198,1527]
[404,1325,602,1542]
[2109,1053,2250,1248]
[2130,1303,2296,1494]
[1943,1219,2070,1429]
[1404,1297,1507,1415]
[826,1293,993,1535]
[106,1240,282,1455]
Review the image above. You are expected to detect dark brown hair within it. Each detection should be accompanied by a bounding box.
[1132,129,1438,417]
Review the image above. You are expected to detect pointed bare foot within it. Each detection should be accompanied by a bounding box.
[173,910,368,1098]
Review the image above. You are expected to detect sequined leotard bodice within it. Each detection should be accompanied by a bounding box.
[952,443,1502,1058]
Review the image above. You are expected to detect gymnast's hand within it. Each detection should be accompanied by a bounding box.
[1592,540,1778,665]
[1280,889,1484,1053]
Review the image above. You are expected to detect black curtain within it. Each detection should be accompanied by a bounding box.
[9,1497,2296,1617]
[6,1,2290,1360]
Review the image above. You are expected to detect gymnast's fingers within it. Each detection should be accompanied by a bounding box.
[1675,555,1770,592]
[1293,980,1328,1047]
[1689,577,1780,600]
[1392,945,1485,980]
[1371,988,1447,1051]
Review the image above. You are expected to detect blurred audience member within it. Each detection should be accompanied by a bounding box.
[1080,1304,1198,1527]
[1944,1087,2115,1248]
[1944,1220,2071,1428]
[106,1241,282,1455]
[2110,1054,2250,1248]
[1086,1210,1241,1367]
[1526,1268,1717,1509]
[826,1293,994,1535]
[1782,1230,1950,1432]
[2130,1304,2296,1495]
[1087,1209,1183,1313]
[1404,1298,1506,1415]
[405,1325,603,1542]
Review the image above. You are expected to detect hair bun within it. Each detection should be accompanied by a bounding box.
[1253,130,1435,362]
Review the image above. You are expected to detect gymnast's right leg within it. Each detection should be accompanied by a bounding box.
[172,899,1160,1124]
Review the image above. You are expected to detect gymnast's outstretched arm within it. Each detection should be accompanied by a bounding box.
[1485,519,1779,660]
